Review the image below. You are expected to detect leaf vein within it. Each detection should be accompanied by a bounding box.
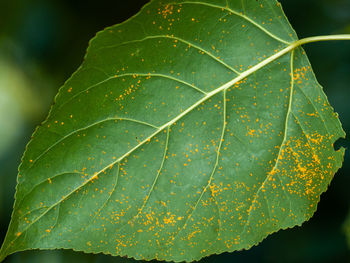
[83,163,121,231]
[240,50,295,235]
[172,1,292,45]
[29,117,159,168]
[168,90,227,244]
[56,72,206,117]
[98,35,241,75]
[116,126,170,232]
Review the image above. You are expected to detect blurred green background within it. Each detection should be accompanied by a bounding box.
[0,0,349,262]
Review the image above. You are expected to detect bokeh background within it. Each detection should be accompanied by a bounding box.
[0,0,349,262]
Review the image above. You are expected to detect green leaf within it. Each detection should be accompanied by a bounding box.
[0,0,345,262]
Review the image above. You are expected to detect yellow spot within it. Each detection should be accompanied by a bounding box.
[91,173,98,180]
[247,129,256,136]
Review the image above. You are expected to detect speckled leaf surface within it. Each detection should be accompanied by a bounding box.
[0,0,345,262]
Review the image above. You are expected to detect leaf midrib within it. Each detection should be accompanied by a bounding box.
[29,0,296,168]
[6,42,300,257]
[5,1,302,253]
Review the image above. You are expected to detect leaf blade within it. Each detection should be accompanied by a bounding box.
[0,0,345,262]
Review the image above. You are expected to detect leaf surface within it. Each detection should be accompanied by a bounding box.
[0,0,345,262]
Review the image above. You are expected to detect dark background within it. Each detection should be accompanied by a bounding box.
[0,0,349,262]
